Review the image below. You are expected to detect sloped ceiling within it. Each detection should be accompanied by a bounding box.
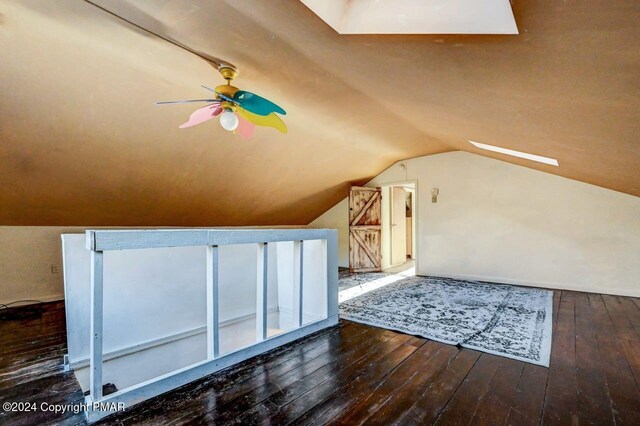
[0,0,638,226]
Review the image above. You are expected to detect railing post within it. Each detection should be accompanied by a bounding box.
[292,240,304,328]
[256,243,268,341]
[326,232,339,319]
[206,245,219,358]
[90,250,104,401]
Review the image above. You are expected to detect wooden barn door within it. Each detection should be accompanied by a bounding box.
[349,186,382,272]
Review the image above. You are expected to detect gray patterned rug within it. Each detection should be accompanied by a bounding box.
[339,276,553,366]
[338,269,392,291]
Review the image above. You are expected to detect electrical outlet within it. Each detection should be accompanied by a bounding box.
[50,264,59,274]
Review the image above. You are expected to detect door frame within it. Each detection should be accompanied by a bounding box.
[390,186,408,266]
[379,179,419,273]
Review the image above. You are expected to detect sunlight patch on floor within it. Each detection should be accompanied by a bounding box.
[339,265,415,303]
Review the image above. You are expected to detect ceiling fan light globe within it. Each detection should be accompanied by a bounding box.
[219,110,239,131]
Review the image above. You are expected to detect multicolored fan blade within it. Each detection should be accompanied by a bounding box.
[179,104,222,128]
[235,114,255,139]
[233,91,286,116]
[236,107,287,133]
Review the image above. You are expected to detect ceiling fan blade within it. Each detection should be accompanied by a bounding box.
[233,91,286,116]
[201,85,237,103]
[179,104,222,128]
[235,114,255,139]
[236,108,287,133]
[156,99,219,105]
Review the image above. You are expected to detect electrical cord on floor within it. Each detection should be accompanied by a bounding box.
[0,300,46,320]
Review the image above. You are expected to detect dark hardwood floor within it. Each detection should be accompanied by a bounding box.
[1,290,639,425]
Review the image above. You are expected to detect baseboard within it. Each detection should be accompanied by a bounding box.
[423,272,640,298]
[275,307,323,323]
[0,294,64,307]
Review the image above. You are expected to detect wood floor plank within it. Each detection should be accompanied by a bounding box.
[95,326,352,425]
[0,347,68,392]
[264,334,421,426]
[432,340,543,426]
[602,295,640,342]
[432,353,503,425]
[573,292,615,425]
[589,294,640,425]
[542,291,579,425]
[467,356,525,425]
[435,353,500,425]
[201,327,403,423]
[389,348,481,425]
[0,373,86,426]
[623,338,640,390]
[0,303,84,426]
[505,363,548,425]
[552,290,561,329]
[215,331,412,425]
[198,332,416,425]
[107,323,386,425]
[330,340,455,425]
[602,295,640,388]
[617,297,640,333]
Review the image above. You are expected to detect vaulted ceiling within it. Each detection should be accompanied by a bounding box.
[0,0,638,226]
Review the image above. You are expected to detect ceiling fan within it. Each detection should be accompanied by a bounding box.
[156,65,287,138]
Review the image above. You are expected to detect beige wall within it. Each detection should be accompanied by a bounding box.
[0,226,156,305]
[0,226,87,305]
[309,198,350,268]
[311,151,640,296]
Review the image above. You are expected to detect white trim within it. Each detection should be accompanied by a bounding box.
[423,272,640,298]
[256,243,268,342]
[206,245,220,359]
[293,240,303,328]
[0,294,64,306]
[89,251,104,400]
[86,229,333,251]
[373,179,419,274]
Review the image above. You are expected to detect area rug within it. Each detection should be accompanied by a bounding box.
[339,276,553,366]
[338,269,392,291]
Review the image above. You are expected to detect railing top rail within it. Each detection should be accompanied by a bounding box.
[86,228,337,251]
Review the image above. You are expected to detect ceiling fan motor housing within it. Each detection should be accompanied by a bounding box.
[218,65,239,81]
[215,84,239,102]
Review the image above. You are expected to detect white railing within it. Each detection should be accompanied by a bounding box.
[82,228,338,422]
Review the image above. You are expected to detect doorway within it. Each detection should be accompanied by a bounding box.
[381,182,416,272]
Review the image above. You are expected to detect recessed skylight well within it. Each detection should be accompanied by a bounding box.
[469,141,559,166]
[301,0,518,35]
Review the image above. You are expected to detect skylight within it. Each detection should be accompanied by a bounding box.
[301,0,518,35]
[469,141,559,166]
